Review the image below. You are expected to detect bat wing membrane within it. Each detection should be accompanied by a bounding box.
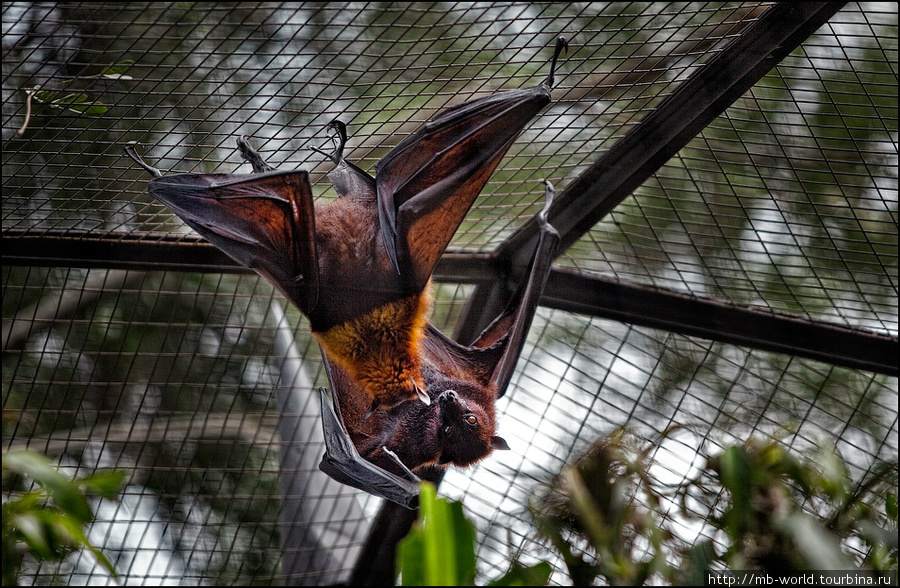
[375,84,552,291]
[318,388,421,509]
[421,184,559,396]
[149,170,319,313]
[478,206,559,396]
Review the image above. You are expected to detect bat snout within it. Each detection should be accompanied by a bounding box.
[438,389,463,408]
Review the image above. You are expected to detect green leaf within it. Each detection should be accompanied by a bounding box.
[29,90,107,115]
[678,540,718,585]
[778,512,855,569]
[56,93,89,105]
[33,90,59,103]
[10,512,53,559]
[812,442,850,499]
[78,470,127,500]
[886,494,897,522]
[73,103,108,115]
[49,511,118,576]
[54,93,107,115]
[560,465,610,550]
[101,60,134,79]
[3,451,92,524]
[718,446,752,537]
[2,489,44,513]
[397,483,477,586]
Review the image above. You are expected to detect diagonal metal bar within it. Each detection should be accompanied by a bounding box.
[500,1,849,270]
[351,4,852,583]
[454,2,849,341]
[455,1,849,341]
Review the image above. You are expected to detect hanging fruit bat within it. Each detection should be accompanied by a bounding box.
[316,180,558,508]
[125,36,566,508]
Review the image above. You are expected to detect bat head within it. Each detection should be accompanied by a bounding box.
[434,387,509,468]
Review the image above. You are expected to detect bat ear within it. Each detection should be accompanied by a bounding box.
[492,436,510,451]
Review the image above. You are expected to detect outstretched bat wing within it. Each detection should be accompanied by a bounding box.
[473,183,559,395]
[375,36,567,293]
[422,182,559,396]
[148,169,319,313]
[375,84,552,292]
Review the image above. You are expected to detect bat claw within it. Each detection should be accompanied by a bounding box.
[123,141,163,179]
[544,35,569,88]
[536,179,555,227]
[382,446,420,482]
[312,119,348,166]
[414,381,430,406]
[236,136,277,173]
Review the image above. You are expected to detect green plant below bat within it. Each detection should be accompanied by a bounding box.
[528,430,897,585]
[2,450,126,585]
[396,431,896,586]
[396,483,552,586]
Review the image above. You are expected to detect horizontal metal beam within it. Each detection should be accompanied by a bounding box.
[542,267,898,377]
[1,232,500,281]
[4,233,894,375]
[2,232,245,273]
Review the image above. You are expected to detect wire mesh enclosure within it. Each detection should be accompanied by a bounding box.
[2,2,897,586]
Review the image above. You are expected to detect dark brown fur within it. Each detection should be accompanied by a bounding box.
[353,364,508,476]
[128,36,567,504]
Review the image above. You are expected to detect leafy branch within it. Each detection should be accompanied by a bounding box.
[396,433,897,586]
[16,61,133,135]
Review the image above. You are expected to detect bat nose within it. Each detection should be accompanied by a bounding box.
[438,389,459,405]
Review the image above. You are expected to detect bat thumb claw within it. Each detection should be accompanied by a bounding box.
[123,141,163,179]
[537,180,554,225]
[364,401,379,420]
[544,35,569,88]
[313,119,348,166]
[414,381,430,406]
[236,136,276,173]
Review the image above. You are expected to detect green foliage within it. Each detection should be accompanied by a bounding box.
[2,450,126,585]
[528,429,673,585]
[397,483,552,587]
[708,441,853,570]
[31,90,108,115]
[394,435,895,586]
[526,431,897,585]
[398,483,477,586]
[487,561,553,586]
[685,438,898,575]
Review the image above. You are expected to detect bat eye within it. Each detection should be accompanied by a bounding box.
[465,415,477,426]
